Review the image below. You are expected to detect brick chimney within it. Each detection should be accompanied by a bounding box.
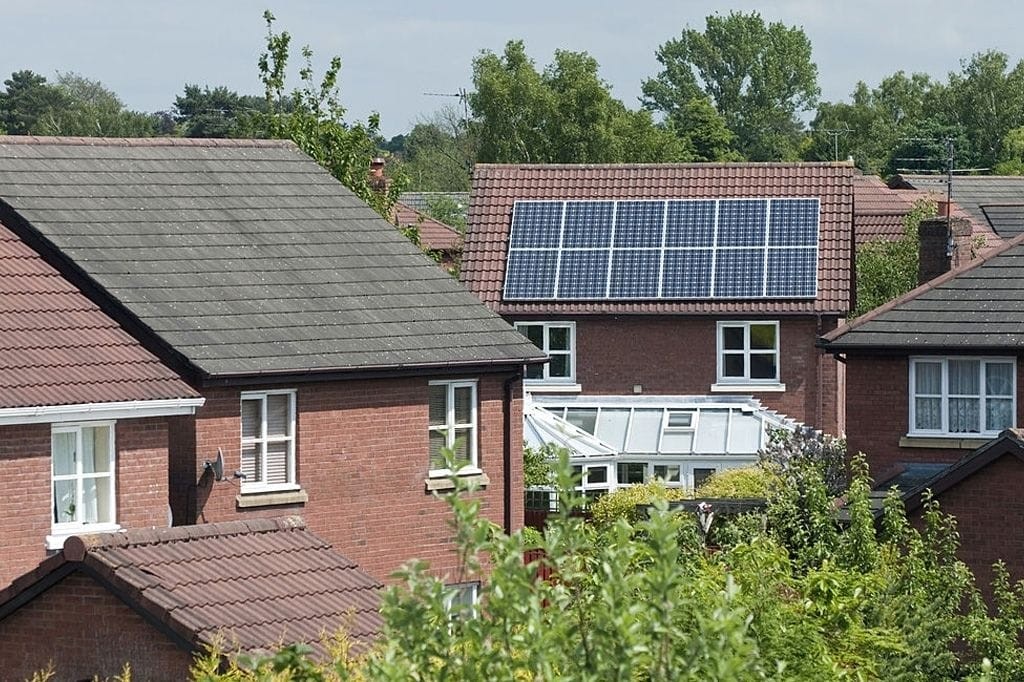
[369,157,388,193]
[918,216,973,285]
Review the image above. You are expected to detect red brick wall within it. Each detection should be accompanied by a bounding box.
[0,419,171,588]
[846,355,1024,479]
[519,315,842,434]
[170,373,521,582]
[911,453,1024,593]
[0,571,192,681]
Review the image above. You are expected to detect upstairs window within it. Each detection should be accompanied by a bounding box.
[910,358,1015,436]
[717,321,780,384]
[429,380,478,475]
[241,390,297,491]
[52,423,116,533]
[515,322,575,384]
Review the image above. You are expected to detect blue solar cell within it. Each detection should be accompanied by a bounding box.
[510,202,563,248]
[609,250,661,298]
[713,249,765,298]
[613,201,665,248]
[766,248,818,297]
[556,250,610,298]
[717,199,767,247]
[662,250,713,298]
[504,250,558,299]
[665,200,715,247]
[563,201,614,248]
[768,199,819,247]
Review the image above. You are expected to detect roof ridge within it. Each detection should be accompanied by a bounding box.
[474,161,855,170]
[63,516,307,560]
[822,230,1024,344]
[0,135,296,149]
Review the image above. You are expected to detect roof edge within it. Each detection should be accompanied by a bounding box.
[821,231,1024,349]
[474,161,856,171]
[0,135,296,149]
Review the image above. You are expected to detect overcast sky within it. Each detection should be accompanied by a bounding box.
[3,1,1022,138]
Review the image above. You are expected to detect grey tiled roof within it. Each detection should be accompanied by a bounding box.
[822,233,1024,351]
[892,175,1024,238]
[0,137,544,379]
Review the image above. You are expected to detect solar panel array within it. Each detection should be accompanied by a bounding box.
[504,198,819,300]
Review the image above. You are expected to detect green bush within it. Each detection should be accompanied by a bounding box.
[588,479,686,527]
[695,466,773,499]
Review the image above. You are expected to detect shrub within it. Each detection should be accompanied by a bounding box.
[588,479,686,527]
[695,466,773,499]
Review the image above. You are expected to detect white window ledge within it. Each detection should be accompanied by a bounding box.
[47,523,122,551]
[425,471,490,492]
[899,435,994,450]
[236,488,308,509]
[711,382,786,393]
[524,382,582,394]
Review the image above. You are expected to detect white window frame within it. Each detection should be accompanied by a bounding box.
[908,357,1016,437]
[49,421,119,549]
[515,321,577,387]
[444,581,481,621]
[240,389,298,493]
[428,380,480,477]
[714,321,783,389]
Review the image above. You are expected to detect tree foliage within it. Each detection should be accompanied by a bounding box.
[399,107,476,191]
[643,11,820,161]
[470,40,686,164]
[173,84,272,138]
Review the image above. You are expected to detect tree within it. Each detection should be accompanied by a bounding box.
[0,70,68,134]
[41,72,157,137]
[470,40,686,164]
[643,11,820,161]
[400,106,476,191]
[241,11,402,216]
[994,126,1024,175]
[173,84,271,138]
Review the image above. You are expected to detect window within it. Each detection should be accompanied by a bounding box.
[241,390,297,491]
[572,463,610,501]
[515,322,575,383]
[445,582,480,622]
[717,321,780,384]
[429,380,478,475]
[910,357,1015,436]
[52,423,117,536]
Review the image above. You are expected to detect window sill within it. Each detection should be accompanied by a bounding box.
[425,471,490,492]
[47,523,121,550]
[710,382,786,393]
[524,382,582,394]
[236,488,309,509]
[899,435,994,450]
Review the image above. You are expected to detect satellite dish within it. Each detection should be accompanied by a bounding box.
[204,448,226,482]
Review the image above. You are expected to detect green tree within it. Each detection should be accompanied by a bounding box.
[173,84,272,138]
[470,40,686,164]
[400,106,476,191]
[42,72,157,137]
[642,11,820,161]
[994,126,1024,175]
[241,11,401,216]
[0,70,69,134]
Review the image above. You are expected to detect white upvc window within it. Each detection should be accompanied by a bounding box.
[429,380,479,476]
[909,357,1015,436]
[445,581,481,621]
[240,390,297,492]
[51,422,118,543]
[515,321,576,383]
[716,321,780,384]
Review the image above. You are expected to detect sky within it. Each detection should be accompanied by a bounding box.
[2,1,1023,138]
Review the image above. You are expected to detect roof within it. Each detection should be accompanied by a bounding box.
[392,201,462,251]
[0,517,383,657]
[461,162,856,316]
[822,232,1024,352]
[398,191,470,218]
[891,174,1024,239]
[0,137,544,382]
[0,221,198,409]
[852,174,995,247]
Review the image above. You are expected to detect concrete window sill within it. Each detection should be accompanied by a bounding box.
[899,435,993,450]
[236,489,309,509]
[424,472,490,492]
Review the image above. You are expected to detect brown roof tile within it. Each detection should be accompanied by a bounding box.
[0,221,197,408]
[0,517,382,657]
[461,162,857,316]
[392,201,462,252]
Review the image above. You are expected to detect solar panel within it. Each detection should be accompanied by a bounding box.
[504,197,819,301]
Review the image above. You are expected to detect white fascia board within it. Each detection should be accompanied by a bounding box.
[0,397,206,426]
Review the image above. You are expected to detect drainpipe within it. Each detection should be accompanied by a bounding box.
[816,314,824,430]
[502,372,521,535]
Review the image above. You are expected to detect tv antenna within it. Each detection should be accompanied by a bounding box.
[423,87,470,120]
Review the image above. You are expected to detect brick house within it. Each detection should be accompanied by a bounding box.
[0,517,382,681]
[0,221,203,588]
[0,136,544,583]
[461,163,855,490]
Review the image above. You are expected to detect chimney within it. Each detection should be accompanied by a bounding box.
[369,157,388,193]
[918,216,973,285]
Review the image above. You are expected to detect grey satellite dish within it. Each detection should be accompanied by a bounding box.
[204,448,226,482]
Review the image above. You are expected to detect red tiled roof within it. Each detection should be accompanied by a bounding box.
[0,222,198,409]
[0,517,383,657]
[392,201,462,251]
[461,163,856,316]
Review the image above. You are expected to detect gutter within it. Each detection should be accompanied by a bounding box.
[0,397,206,426]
